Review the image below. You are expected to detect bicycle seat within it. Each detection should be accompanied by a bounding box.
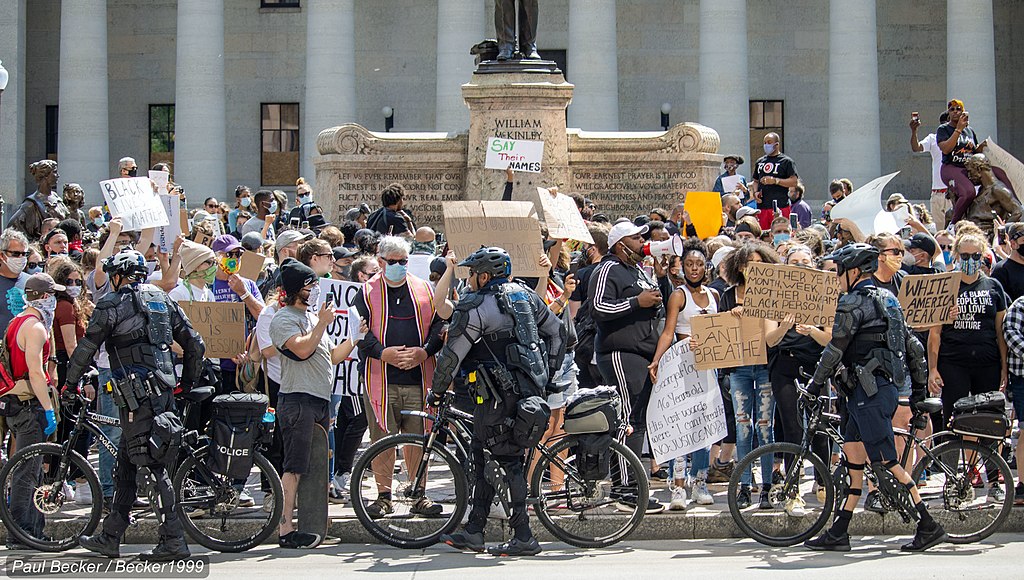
[917,398,943,414]
[180,386,216,403]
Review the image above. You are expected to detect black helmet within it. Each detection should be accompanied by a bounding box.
[102,249,148,279]
[824,242,879,276]
[458,246,512,278]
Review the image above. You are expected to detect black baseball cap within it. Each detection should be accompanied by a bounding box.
[905,233,937,256]
[279,258,318,296]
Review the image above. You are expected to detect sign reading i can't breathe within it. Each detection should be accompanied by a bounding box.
[100,177,170,231]
[485,137,544,173]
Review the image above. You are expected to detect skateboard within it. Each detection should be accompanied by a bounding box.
[296,423,329,546]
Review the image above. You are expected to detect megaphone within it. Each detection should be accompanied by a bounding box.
[643,234,684,258]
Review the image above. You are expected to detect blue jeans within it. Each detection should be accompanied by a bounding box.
[731,364,774,487]
[329,393,343,479]
[1009,374,1024,428]
[97,367,120,499]
[670,448,710,481]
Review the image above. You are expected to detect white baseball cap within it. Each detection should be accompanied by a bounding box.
[711,246,736,268]
[607,222,649,249]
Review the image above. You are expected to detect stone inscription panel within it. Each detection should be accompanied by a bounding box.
[328,169,464,231]
[570,168,704,218]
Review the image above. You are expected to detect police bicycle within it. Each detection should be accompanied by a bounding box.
[0,380,284,553]
[727,377,1014,547]
[350,391,648,549]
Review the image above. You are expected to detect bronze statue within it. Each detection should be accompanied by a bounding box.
[962,153,1023,233]
[8,160,69,240]
[63,183,87,228]
[495,0,539,60]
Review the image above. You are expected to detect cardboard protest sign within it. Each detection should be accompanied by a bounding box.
[179,208,189,235]
[646,341,727,464]
[155,194,181,254]
[237,250,265,282]
[190,229,214,248]
[683,191,724,239]
[407,254,433,282]
[743,262,840,327]
[100,177,170,231]
[485,137,544,173]
[534,187,594,244]
[898,271,959,329]
[690,313,766,371]
[829,172,900,236]
[178,302,245,359]
[985,137,1024,199]
[318,278,364,397]
[442,201,546,278]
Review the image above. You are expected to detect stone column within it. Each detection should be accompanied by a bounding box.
[947,0,997,141]
[175,0,226,199]
[698,0,748,159]
[827,0,880,187]
[303,0,356,184]
[435,0,484,132]
[0,0,26,217]
[567,0,618,130]
[57,0,109,205]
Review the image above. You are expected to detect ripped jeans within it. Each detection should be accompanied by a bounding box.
[731,364,775,487]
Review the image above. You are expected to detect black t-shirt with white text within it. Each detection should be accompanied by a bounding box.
[935,123,979,166]
[751,153,797,211]
[938,276,1007,364]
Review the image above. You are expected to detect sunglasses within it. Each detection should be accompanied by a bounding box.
[225,251,243,258]
[960,252,984,261]
[27,261,42,270]
[205,204,218,209]
[939,244,952,251]
[383,257,408,266]
[315,253,333,258]
[64,279,84,287]
[881,248,904,256]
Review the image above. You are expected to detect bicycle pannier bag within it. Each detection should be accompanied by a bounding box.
[208,393,268,479]
[511,395,551,449]
[563,387,621,435]
[952,391,1005,414]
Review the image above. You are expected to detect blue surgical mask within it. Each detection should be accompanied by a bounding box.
[298,194,312,205]
[773,233,790,246]
[959,257,982,276]
[240,197,251,208]
[764,143,775,155]
[384,263,407,282]
[267,200,278,214]
[26,265,42,275]
[942,250,952,264]
[93,217,104,227]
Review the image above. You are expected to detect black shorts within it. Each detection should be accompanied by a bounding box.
[843,380,898,463]
[278,392,330,475]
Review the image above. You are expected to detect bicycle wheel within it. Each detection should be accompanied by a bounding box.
[350,433,468,549]
[0,443,102,551]
[727,442,834,547]
[530,437,648,548]
[911,439,1013,544]
[173,449,283,552]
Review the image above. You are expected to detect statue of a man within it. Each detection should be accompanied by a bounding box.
[963,153,1023,233]
[8,160,69,240]
[495,0,539,61]
[63,183,88,228]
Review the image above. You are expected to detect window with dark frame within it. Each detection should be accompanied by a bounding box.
[45,106,58,161]
[261,0,300,8]
[149,104,175,169]
[261,103,300,186]
[749,100,784,165]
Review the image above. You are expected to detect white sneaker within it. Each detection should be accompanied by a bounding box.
[691,479,714,505]
[238,490,255,508]
[812,482,827,504]
[62,481,75,503]
[989,484,1006,503]
[75,481,93,505]
[784,495,808,517]
[669,485,688,511]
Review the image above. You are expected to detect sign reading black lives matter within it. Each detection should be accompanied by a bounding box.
[898,272,959,329]
[743,262,840,326]
[100,177,170,232]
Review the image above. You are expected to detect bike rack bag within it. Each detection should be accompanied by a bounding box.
[208,393,269,479]
[950,392,1009,440]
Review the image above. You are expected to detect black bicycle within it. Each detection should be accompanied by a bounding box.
[0,384,284,553]
[727,379,1014,546]
[350,392,649,549]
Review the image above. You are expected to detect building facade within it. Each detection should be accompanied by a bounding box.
[0,0,1021,208]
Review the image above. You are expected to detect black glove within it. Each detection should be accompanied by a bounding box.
[909,384,927,410]
[806,379,824,398]
[426,390,445,407]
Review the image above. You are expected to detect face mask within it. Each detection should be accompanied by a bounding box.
[298,194,312,206]
[306,283,321,308]
[884,254,903,271]
[338,265,352,279]
[959,257,982,276]
[1016,245,1024,259]
[191,264,217,286]
[773,233,790,246]
[384,263,408,282]
[5,256,27,273]
[126,168,138,177]
[30,295,57,330]
[240,197,251,208]
[93,217,105,227]
[942,250,952,264]
[764,143,775,155]
[66,286,82,299]
[411,241,436,255]
[267,200,278,214]
[220,256,240,274]
[622,245,645,267]
[684,276,703,289]
[26,265,42,275]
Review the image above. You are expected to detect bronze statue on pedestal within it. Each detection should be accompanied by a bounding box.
[8,160,69,240]
[63,183,87,228]
[962,153,1022,233]
[495,0,539,60]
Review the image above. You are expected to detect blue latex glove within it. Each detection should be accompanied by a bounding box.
[44,409,57,436]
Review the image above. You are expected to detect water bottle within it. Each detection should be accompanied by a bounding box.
[263,407,276,423]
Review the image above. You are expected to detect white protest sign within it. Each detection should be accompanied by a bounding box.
[534,187,595,244]
[149,170,169,193]
[830,172,900,236]
[485,137,544,173]
[721,174,743,194]
[407,254,433,282]
[646,341,727,465]
[155,194,181,253]
[318,278,364,397]
[985,137,1024,199]
[100,177,169,231]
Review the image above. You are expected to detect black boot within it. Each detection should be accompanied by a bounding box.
[803,529,851,552]
[79,532,121,558]
[440,529,485,553]
[139,536,191,562]
[901,522,947,552]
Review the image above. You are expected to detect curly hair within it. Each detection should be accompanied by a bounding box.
[682,237,709,260]
[720,241,780,286]
[48,257,89,329]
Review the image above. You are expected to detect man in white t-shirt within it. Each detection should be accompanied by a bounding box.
[911,111,951,229]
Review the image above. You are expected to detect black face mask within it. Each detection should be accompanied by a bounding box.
[126,168,138,177]
[684,276,703,289]
[1017,245,1024,259]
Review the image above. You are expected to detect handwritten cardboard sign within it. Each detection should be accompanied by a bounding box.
[898,271,959,329]
[744,262,840,327]
[534,188,594,244]
[442,201,546,278]
[646,341,727,464]
[189,229,214,248]
[690,313,767,371]
[155,194,181,253]
[178,301,246,359]
[485,137,544,173]
[149,170,170,193]
[237,250,265,282]
[318,278,364,397]
[100,177,170,232]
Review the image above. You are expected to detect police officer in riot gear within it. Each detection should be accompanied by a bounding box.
[430,246,564,557]
[68,249,207,561]
[804,243,946,552]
